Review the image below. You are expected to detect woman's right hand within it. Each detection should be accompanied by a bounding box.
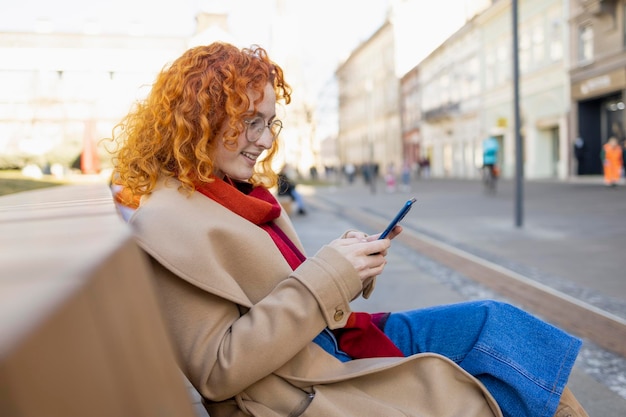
[327,236,391,284]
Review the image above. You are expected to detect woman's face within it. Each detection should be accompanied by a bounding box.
[213,82,277,181]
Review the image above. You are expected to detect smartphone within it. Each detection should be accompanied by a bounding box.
[378,197,417,239]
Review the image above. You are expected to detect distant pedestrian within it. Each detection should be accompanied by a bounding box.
[420,156,430,178]
[622,140,626,178]
[573,137,585,175]
[601,137,623,187]
[401,162,411,192]
[482,136,499,174]
[385,162,397,193]
[344,163,356,184]
[278,165,307,215]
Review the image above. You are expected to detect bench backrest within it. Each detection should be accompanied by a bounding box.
[0,183,197,417]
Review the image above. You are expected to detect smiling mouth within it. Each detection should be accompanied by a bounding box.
[241,151,258,162]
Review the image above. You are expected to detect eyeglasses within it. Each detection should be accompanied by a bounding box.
[243,116,283,142]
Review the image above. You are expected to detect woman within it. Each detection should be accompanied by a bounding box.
[110,42,587,417]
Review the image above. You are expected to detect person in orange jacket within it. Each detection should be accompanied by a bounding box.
[601,136,623,187]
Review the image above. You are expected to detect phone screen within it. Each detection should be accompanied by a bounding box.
[379,197,416,239]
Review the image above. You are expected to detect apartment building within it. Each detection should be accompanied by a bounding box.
[416,0,625,180]
[399,65,421,172]
[336,0,485,180]
[477,0,570,179]
[411,0,570,180]
[0,7,285,175]
[336,21,402,177]
[0,30,187,172]
[569,0,626,176]
[347,0,573,180]
[417,20,482,178]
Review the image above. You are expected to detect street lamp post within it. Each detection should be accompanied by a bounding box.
[512,0,524,228]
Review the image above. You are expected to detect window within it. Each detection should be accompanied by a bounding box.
[579,24,594,63]
[549,18,563,61]
[497,43,510,84]
[532,24,545,65]
[519,31,531,73]
[485,49,495,89]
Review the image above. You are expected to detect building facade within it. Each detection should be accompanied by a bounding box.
[569,0,626,176]
[0,6,311,177]
[417,20,482,179]
[344,0,577,181]
[477,0,570,180]
[0,31,187,173]
[399,65,422,173]
[336,21,402,180]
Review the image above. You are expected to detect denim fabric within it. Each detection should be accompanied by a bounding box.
[292,190,306,211]
[383,300,582,417]
[313,300,581,417]
[313,328,352,363]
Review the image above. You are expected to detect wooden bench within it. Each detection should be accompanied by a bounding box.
[0,183,205,417]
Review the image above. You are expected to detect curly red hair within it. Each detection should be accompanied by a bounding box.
[109,42,291,199]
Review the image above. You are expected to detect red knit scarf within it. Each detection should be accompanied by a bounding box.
[195,177,305,269]
[195,177,403,359]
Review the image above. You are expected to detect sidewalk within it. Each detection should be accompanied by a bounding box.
[298,177,626,317]
[288,177,626,416]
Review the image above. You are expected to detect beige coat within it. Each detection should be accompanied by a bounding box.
[129,179,503,417]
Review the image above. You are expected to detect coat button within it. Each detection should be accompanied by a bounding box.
[333,310,344,321]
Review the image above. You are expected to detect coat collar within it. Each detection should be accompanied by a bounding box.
[130,178,303,307]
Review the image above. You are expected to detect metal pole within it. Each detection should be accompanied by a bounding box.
[512,0,524,227]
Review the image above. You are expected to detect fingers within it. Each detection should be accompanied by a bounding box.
[386,225,403,240]
[370,225,403,241]
[344,230,369,241]
[336,237,390,255]
[328,237,391,284]
[347,249,386,275]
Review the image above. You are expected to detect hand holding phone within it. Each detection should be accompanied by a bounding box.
[379,197,416,239]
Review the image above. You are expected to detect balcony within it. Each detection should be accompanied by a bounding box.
[423,102,461,122]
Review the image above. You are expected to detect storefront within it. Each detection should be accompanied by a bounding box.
[571,68,626,175]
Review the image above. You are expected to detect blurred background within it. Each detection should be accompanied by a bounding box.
[2,2,626,414]
[0,0,623,186]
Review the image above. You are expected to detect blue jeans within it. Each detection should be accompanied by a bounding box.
[314,300,581,417]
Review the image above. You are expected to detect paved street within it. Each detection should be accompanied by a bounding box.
[288,176,626,416]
